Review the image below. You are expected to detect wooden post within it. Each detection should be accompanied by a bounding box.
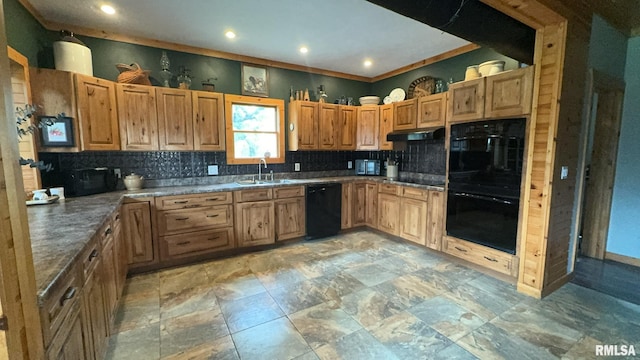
[0,0,45,357]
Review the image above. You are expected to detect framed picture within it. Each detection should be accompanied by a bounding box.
[40,116,75,147]
[241,63,269,97]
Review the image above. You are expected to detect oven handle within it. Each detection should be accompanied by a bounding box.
[452,192,515,205]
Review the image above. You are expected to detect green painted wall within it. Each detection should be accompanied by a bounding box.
[3,0,54,66]
[372,47,519,99]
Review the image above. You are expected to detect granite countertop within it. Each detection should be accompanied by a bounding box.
[29,176,444,304]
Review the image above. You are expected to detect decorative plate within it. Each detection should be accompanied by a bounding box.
[407,76,436,98]
[26,195,59,206]
[383,96,392,104]
[389,88,406,102]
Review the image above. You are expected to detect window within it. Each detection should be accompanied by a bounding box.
[224,95,285,164]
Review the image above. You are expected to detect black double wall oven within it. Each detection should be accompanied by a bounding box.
[446,118,526,254]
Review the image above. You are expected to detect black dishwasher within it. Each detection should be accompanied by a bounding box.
[306,183,342,240]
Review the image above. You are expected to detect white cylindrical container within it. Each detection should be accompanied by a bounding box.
[386,165,398,181]
[53,41,93,76]
[464,65,480,81]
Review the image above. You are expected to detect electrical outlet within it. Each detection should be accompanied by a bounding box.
[561,166,568,179]
[114,168,121,178]
[207,165,219,176]
[347,161,353,169]
[294,163,301,172]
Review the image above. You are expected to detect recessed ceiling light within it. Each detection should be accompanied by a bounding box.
[299,46,308,54]
[364,60,373,67]
[225,31,236,39]
[100,4,116,15]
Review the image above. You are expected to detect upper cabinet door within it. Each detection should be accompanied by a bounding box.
[392,98,417,130]
[417,93,446,128]
[192,91,225,151]
[75,74,120,150]
[318,103,339,150]
[447,77,485,123]
[356,106,379,150]
[156,88,194,151]
[485,66,534,118]
[116,83,158,151]
[338,105,357,150]
[379,104,394,150]
[288,101,318,150]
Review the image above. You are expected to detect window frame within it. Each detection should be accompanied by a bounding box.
[224,94,285,165]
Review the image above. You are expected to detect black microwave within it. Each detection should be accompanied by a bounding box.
[355,159,381,175]
[41,168,118,197]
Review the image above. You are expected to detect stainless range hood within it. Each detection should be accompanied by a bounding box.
[386,127,445,142]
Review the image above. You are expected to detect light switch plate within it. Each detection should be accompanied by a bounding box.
[347,161,353,169]
[561,166,568,179]
[207,165,219,176]
[294,163,301,172]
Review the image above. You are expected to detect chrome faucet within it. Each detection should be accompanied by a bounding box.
[258,158,267,181]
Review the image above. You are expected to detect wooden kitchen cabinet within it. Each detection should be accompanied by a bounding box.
[393,98,417,130]
[352,182,367,226]
[365,182,378,228]
[193,90,225,150]
[45,301,86,360]
[318,103,339,150]
[156,87,194,150]
[356,106,379,150]
[379,104,394,150]
[338,105,357,150]
[75,74,120,151]
[275,197,306,241]
[83,256,108,360]
[341,182,353,229]
[121,200,155,266]
[377,193,400,236]
[235,201,275,247]
[448,77,485,123]
[116,83,158,151]
[417,93,446,128]
[288,100,319,150]
[101,229,118,326]
[112,209,127,303]
[399,197,427,245]
[426,190,445,251]
[443,236,518,277]
[484,66,534,118]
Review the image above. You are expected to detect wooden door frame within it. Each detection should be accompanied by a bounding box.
[569,69,625,267]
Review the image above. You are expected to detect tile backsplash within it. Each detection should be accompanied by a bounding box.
[39,139,445,180]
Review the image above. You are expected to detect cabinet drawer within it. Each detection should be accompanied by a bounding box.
[156,192,232,210]
[378,183,400,195]
[443,236,515,276]
[235,188,273,202]
[162,227,234,259]
[402,186,428,201]
[80,236,102,282]
[274,186,305,199]
[97,220,114,245]
[158,205,233,235]
[40,263,81,348]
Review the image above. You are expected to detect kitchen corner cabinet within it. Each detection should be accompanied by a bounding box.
[392,98,417,130]
[75,74,120,151]
[274,186,306,241]
[318,103,339,150]
[193,91,225,151]
[288,100,319,150]
[116,83,159,150]
[378,104,394,150]
[356,106,380,150]
[417,93,446,128]
[121,200,155,267]
[156,87,194,150]
[235,188,275,247]
[338,105,357,150]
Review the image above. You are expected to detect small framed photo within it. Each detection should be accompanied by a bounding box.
[40,116,75,147]
[241,63,269,97]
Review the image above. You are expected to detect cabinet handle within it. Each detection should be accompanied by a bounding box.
[174,200,189,204]
[115,214,120,221]
[185,204,201,208]
[175,217,189,221]
[484,256,498,262]
[207,236,220,241]
[206,214,219,218]
[60,287,77,306]
[206,198,220,201]
[89,249,99,261]
[454,246,467,253]
[104,227,112,236]
[176,241,190,246]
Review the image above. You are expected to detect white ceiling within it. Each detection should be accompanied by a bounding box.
[28,0,471,78]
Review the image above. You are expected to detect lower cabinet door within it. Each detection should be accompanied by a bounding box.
[377,193,400,236]
[46,301,86,360]
[352,183,367,226]
[161,227,235,260]
[84,265,108,360]
[399,198,427,245]
[235,201,275,247]
[275,197,305,241]
[121,201,154,265]
[101,237,118,327]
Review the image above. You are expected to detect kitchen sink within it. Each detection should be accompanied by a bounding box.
[234,178,301,186]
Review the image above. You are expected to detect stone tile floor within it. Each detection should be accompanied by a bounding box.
[106,231,640,360]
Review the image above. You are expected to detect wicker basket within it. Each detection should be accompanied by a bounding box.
[116,63,152,85]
